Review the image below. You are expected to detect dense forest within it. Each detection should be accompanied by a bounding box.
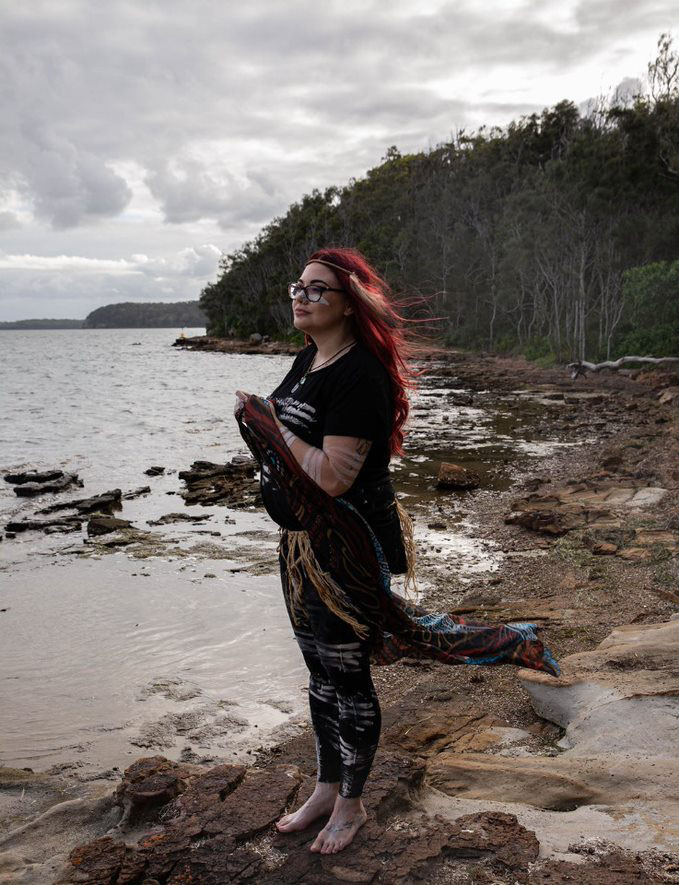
[200,36,679,363]
[83,301,206,328]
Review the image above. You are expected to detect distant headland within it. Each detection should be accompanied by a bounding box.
[0,300,206,330]
[0,318,84,329]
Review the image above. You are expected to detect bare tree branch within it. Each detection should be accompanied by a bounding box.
[568,356,679,378]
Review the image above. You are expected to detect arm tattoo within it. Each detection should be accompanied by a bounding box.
[274,421,372,495]
[280,427,297,448]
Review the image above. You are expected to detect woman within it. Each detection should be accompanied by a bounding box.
[234,247,559,856]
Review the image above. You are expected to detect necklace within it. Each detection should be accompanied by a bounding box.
[298,340,356,385]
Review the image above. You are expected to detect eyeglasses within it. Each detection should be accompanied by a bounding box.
[288,282,344,303]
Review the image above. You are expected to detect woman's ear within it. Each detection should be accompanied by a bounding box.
[344,305,354,316]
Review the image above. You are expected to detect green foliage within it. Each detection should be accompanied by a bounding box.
[523,338,554,361]
[198,36,679,360]
[615,260,679,356]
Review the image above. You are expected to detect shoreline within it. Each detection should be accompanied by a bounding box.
[172,334,301,355]
[172,333,453,358]
[1,352,677,883]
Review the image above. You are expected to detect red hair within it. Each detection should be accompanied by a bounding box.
[305,247,421,456]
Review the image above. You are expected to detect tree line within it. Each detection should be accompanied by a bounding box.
[200,35,679,362]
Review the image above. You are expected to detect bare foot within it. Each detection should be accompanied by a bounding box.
[276,782,339,832]
[310,796,368,854]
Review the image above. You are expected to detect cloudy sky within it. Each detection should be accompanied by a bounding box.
[0,0,674,320]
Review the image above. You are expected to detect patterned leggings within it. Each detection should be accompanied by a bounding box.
[279,551,382,799]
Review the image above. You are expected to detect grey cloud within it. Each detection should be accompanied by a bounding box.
[2,1,669,233]
[132,244,222,277]
[145,160,284,227]
[0,263,208,322]
[4,1,670,188]
[574,0,677,38]
[0,0,674,318]
[0,211,21,230]
[6,116,133,229]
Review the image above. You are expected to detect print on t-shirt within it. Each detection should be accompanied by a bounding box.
[276,395,318,434]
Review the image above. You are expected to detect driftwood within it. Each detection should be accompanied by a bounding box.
[568,356,679,379]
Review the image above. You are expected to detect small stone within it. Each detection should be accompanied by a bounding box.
[437,462,480,491]
[592,542,617,555]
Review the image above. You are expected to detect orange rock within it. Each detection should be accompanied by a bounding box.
[437,462,480,490]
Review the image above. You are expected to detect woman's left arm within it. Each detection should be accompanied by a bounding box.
[268,404,371,497]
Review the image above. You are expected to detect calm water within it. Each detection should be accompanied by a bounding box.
[0,329,310,772]
[0,329,580,774]
[0,328,287,517]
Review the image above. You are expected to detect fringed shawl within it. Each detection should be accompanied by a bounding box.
[237,395,560,677]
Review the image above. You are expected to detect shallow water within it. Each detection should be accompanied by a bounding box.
[0,331,580,773]
[2,557,307,771]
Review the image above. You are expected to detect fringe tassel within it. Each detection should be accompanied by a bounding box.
[395,499,418,598]
[280,529,371,639]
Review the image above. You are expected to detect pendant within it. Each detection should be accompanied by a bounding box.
[299,376,306,385]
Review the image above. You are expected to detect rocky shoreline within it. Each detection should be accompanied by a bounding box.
[172,334,301,355]
[1,352,677,883]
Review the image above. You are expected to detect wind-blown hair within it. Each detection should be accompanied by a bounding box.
[305,247,419,456]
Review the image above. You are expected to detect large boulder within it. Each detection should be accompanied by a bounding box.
[425,615,679,858]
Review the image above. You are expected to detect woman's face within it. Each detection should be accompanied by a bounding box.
[291,262,354,335]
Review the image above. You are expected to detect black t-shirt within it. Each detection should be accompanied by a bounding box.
[260,342,393,528]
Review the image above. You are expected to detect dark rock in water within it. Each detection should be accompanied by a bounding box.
[4,469,66,485]
[448,391,474,406]
[147,512,211,526]
[123,486,151,499]
[437,462,481,490]
[38,489,123,515]
[6,515,84,534]
[44,522,82,534]
[179,457,260,509]
[7,471,82,497]
[87,515,133,536]
[145,466,166,477]
[73,490,123,514]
